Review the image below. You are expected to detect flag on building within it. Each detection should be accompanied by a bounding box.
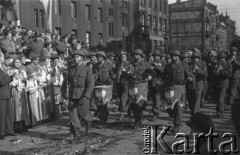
[40,0,52,32]
[0,0,19,21]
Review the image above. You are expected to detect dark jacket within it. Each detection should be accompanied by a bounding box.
[92,61,114,86]
[130,60,151,83]
[163,61,194,87]
[68,63,94,100]
[0,67,11,99]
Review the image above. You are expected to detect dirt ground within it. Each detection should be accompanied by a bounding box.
[0,101,237,155]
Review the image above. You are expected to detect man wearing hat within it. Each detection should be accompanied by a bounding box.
[128,49,151,128]
[150,50,166,121]
[86,51,98,68]
[51,54,64,118]
[213,51,232,117]
[67,49,94,141]
[148,52,154,64]
[106,52,115,65]
[227,47,240,110]
[92,51,114,122]
[114,50,131,120]
[162,49,194,132]
[187,48,207,115]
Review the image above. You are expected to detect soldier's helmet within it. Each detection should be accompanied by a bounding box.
[97,51,107,59]
[218,51,227,58]
[86,51,97,58]
[72,49,85,57]
[119,50,127,56]
[107,52,115,58]
[192,48,202,58]
[133,49,145,57]
[171,50,181,57]
[153,50,162,57]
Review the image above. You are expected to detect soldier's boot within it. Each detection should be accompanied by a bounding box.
[85,121,92,134]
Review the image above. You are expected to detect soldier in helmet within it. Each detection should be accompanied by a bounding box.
[92,51,115,122]
[67,49,94,142]
[114,51,131,120]
[162,50,194,132]
[150,50,165,121]
[128,49,151,129]
[187,48,207,115]
[86,51,98,68]
[213,51,232,117]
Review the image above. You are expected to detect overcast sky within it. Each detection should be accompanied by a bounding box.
[168,0,240,35]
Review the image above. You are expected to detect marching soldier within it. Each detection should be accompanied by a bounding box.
[187,48,207,115]
[213,51,232,117]
[115,51,131,120]
[162,50,194,132]
[150,50,165,121]
[67,50,94,141]
[128,49,151,129]
[92,51,114,122]
[227,47,240,110]
[148,52,154,64]
[86,51,98,68]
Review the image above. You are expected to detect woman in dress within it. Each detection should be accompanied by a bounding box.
[26,69,39,126]
[9,58,29,133]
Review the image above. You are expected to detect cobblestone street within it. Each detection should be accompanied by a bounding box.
[0,100,237,155]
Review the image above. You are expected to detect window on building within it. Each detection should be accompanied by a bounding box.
[121,13,125,27]
[86,32,90,47]
[72,30,77,38]
[148,0,152,8]
[125,14,128,27]
[34,9,38,27]
[158,18,162,31]
[99,33,103,39]
[153,16,156,29]
[159,0,162,11]
[109,8,113,16]
[71,1,77,18]
[98,8,102,23]
[163,19,167,31]
[109,22,114,37]
[55,0,61,15]
[141,0,146,6]
[163,0,166,13]
[55,27,61,36]
[85,5,90,21]
[40,10,44,28]
[141,13,145,25]
[147,15,151,26]
[124,0,128,8]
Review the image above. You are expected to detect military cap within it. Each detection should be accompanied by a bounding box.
[72,49,85,57]
[119,50,127,56]
[87,51,97,57]
[231,47,238,51]
[186,112,214,134]
[218,51,227,58]
[148,52,154,56]
[133,49,145,57]
[192,48,202,58]
[171,50,181,57]
[181,51,191,58]
[153,50,162,56]
[96,51,106,59]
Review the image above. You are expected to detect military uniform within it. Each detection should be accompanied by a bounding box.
[162,50,194,131]
[150,50,166,121]
[213,52,232,116]
[187,49,207,115]
[128,49,151,127]
[68,50,94,137]
[92,51,114,122]
[114,51,131,114]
